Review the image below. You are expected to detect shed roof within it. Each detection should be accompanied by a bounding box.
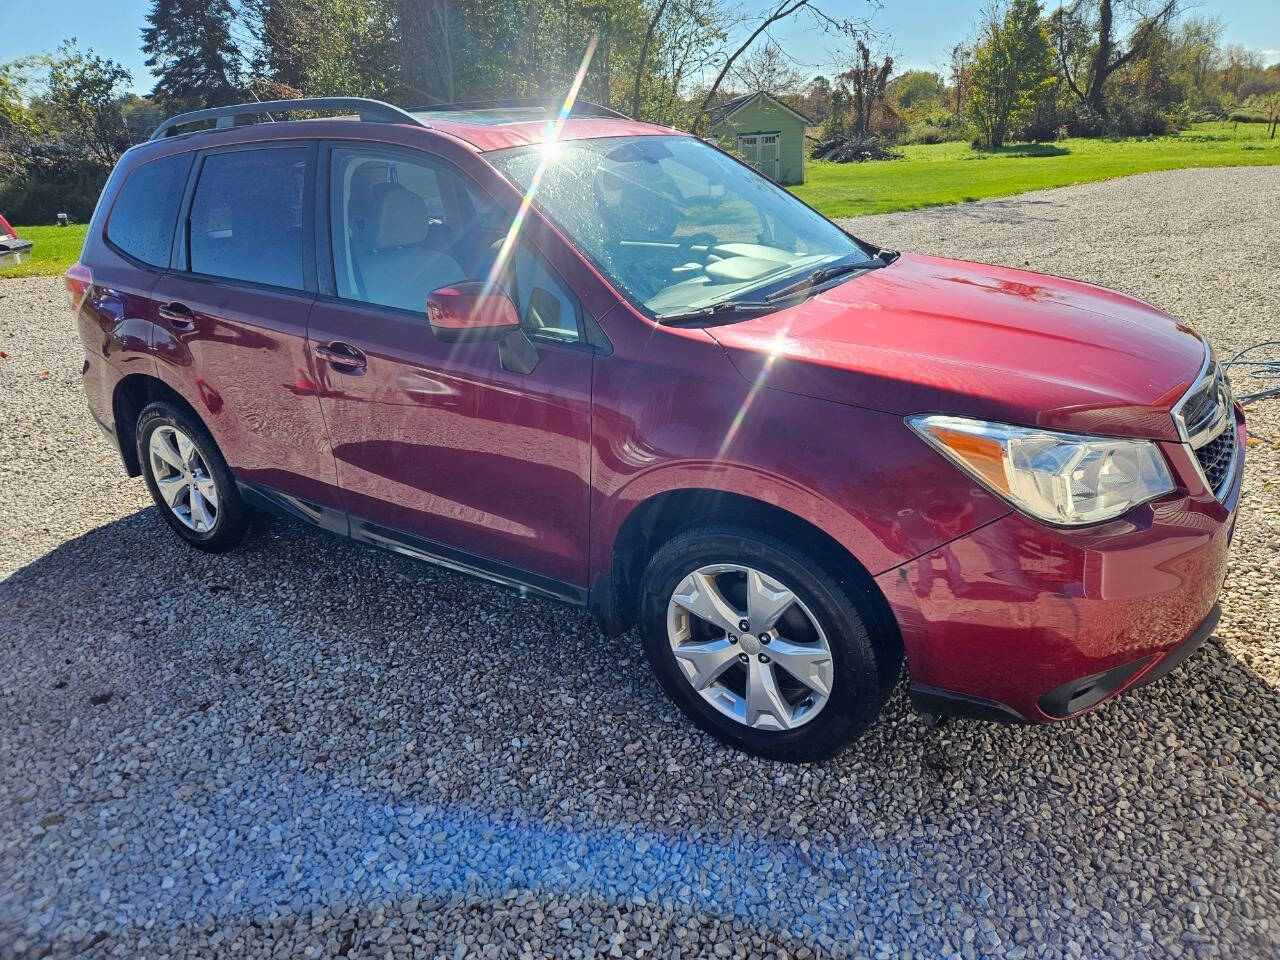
[708,91,813,127]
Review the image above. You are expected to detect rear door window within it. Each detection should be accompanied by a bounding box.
[188,146,310,290]
[106,153,193,268]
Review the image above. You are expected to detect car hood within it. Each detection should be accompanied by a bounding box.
[706,253,1206,442]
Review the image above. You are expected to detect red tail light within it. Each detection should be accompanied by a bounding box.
[65,262,93,314]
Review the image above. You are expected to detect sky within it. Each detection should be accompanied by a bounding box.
[3,0,1278,96]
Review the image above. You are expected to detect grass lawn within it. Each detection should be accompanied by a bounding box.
[1,223,88,279]
[791,121,1280,219]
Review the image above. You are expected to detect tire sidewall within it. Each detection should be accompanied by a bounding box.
[640,529,892,761]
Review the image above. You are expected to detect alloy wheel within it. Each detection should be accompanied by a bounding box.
[666,563,834,731]
[148,425,219,533]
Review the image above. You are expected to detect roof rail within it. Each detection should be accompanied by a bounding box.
[149,97,429,141]
[413,98,631,121]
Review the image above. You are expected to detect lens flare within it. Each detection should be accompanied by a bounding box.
[716,328,792,463]
[478,34,600,312]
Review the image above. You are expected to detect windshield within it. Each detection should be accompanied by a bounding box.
[487,136,870,318]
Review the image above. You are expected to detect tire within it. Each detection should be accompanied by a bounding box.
[639,526,900,761]
[136,401,254,553]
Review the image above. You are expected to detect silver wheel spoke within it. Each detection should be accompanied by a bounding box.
[194,475,219,509]
[156,475,188,508]
[672,637,740,690]
[671,571,742,636]
[150,432,185,471]
[766,636,833,698]
[189,487,215,532]
[176,433,197,468]
[745,658,793,731]
[746,569,796,633]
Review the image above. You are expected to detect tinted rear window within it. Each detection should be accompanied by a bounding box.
[188,147,308,289]
[105,153,192,267]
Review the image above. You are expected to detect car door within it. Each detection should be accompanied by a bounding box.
[152,141,343,524]
[307,144,595,594]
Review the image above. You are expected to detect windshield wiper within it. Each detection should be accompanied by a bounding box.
[657,299,779,326]
[765,256,889,303]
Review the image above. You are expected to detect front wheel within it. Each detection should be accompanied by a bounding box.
[639,527,900,761]
[136,401,254,553]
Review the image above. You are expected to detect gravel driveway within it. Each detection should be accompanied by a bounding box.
[2,166,1278,959]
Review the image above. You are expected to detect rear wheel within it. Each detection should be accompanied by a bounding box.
[136,401,253,553]
[639,527,899,761]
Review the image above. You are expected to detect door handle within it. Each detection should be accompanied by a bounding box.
[159,301,196,330]
[314,341,367,373]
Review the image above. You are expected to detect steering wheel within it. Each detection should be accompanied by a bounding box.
[677,231,719,264]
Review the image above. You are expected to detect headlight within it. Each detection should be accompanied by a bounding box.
[908,414,1175,526]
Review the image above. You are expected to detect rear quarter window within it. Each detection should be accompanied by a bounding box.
[105,153,193,267]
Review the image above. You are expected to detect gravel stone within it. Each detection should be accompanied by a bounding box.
[1,166,1278,958]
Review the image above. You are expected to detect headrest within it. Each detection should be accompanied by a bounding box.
[368,183,429,250]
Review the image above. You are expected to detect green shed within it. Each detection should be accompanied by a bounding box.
[708,92,812,186]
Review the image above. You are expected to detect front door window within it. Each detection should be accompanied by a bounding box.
[328,147,584,344]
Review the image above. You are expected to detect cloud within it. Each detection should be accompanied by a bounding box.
[1261,49,1280,67]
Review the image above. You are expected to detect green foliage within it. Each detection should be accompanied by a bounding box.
[0,42,133,223]
[44,42,133,167]
[967,0,1054,148]
[142,0,242,110]
[889,70,944,110]
[0,64,40,181]
[900,115,971,144]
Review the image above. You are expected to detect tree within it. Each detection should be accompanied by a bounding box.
[948,42,974,114]
[244,0,311,97]
[396,0,454,103]
[0,43,135,222]
[967,0,1054,147]
[631,0,673,117]
[840,40,893,136]
[244,0,397,100]
[889,70,944,110]
[693,0,866,132]
[142,0,242,110]
[0,61,40,182]
[802,74,834,122]
[820,83,851,138]
[1050,0,1180,120]
[732,42,804,97]
[44,42,133,168]
[646,0,734,126]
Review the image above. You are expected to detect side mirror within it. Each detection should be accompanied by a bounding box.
[426,281,520,343]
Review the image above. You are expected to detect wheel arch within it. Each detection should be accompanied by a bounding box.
[112,373,209,477]
[600,488,901,667]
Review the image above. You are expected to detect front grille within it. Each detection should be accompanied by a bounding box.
[1173,347,1236,501]
[1194,425,1236,498]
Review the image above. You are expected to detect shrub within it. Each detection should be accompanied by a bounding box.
[901,122,968,144]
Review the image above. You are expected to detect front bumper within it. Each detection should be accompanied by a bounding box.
[879,412,1244,723]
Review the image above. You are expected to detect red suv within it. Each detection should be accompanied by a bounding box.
[68,98,1243,760]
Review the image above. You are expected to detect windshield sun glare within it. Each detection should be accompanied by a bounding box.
[488,136,873,320]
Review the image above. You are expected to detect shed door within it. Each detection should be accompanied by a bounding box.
[738,133,780,181]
